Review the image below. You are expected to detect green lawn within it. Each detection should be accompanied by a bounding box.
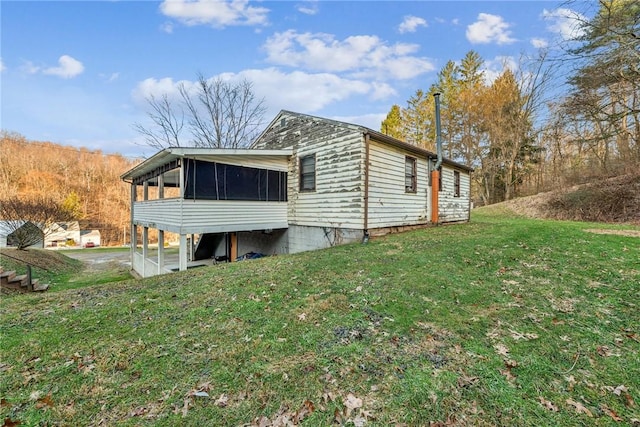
[1,210,638,426]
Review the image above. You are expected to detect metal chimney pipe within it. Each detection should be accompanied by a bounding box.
[433,93,443,170]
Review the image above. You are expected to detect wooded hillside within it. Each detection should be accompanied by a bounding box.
[0,131,139,246]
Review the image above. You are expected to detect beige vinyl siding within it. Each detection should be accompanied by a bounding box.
[133,199,287,234]
[438,165,471,222]
[367,139,430,228]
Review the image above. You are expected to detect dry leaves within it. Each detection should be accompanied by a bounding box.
[249,400,315,426]
[566,398,593,417]
[494,343,510,357]
[600,404,623,421]
[538,396,558,412]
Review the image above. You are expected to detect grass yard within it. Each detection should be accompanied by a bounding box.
[0,248,132,293]
[1,210,638,426]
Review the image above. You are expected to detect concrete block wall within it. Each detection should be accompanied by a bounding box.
[286,224,363,254]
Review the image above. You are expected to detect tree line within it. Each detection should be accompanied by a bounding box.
[0,132,138,246]
[380,0,639,205]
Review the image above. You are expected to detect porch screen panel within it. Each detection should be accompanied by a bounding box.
[183,159,286,201]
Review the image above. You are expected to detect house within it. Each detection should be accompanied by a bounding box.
[80,229,101,247]
[44,221,81,248]
[121,110,472,278]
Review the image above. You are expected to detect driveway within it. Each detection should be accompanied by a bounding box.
[64,249,132,271]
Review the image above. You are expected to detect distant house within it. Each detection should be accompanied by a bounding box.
[121,110,473,278]
[80,229,101,247]
[44,221,80,248]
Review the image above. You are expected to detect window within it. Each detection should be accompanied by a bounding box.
[183,159,287,202]
[300,154,316,191]
[405,156,417,193]
[454,170,461,197]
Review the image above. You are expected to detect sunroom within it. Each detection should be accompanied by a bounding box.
[121,148,291,278]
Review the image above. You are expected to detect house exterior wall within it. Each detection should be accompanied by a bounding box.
[237,229,289,257]
[286,224,364,254]
[253,112,366,229]
[367,139,430,228]
[438,165,471,222]
[133,199,288,234]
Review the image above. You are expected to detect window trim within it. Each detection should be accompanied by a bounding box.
[299,154,316,192]
[454,170,461,197]
[405,156,417,193]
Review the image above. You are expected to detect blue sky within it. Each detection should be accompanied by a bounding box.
[1,1,587,158]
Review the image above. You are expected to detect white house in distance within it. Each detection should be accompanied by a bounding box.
[44,221,81,248]
[121,110,473,278]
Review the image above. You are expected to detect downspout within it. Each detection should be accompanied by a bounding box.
[363,132,370,243]
[431,93,443,224]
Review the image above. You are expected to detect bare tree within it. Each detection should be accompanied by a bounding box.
[0,196,73,250]
[134,74,266,149]
[132,94,184,150]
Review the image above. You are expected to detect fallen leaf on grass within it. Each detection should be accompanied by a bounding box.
[2,418,21,427]
[214,394,228,407]
[538,396,558,412]
[600,404,623,422]
[35,394,54,409]
[297,313,307,321]
[566,398,593,417]
[509,329,538,341]
[344,393,363,415]
[294,400,315,423]
[597,346,613,357]
[457,374,479,388]
[494,343,509,357]
[605,385,636,407]
[353,414,367,426]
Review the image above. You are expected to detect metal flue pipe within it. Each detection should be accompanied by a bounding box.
[433,92,443,170]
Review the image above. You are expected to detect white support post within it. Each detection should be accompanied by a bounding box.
[158,230,165,274]
[158,174,164,199]
[130,183,137,267]
[142,227,149,277]
[179,234,188,271]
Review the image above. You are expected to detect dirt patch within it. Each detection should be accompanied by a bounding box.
[583,229,640,238]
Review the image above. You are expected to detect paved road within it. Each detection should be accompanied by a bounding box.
[64,249,131,269]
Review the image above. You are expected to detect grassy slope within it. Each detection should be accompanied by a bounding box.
[1,211,639,426]
[1,248,131,293]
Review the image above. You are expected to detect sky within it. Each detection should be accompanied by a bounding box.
[1,0,588,158]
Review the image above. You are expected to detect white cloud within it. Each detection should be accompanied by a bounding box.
[159,0,269,28]
[531,37,548,49]
[100,72,120,83]
[483,56,518,85]
[263,30,434,80]
[21,61,41,75]
[333,112,387,130]
[398,15,427,34]
[132,68,396,116]
[0,58,5,72]
[296,1,319,15]
[42,55,85,79]
[542,8,586,41]
[466,13,516,45]
[160,21,174,33]
[132,77,193,103]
